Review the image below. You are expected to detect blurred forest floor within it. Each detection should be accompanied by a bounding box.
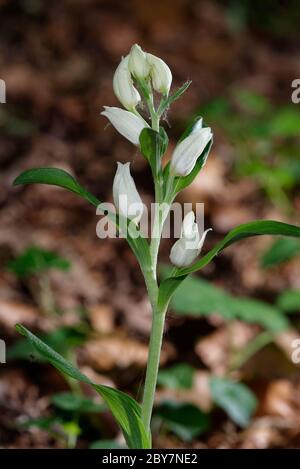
[0,0,300,449]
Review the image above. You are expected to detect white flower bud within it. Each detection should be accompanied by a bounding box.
[113,55,141,110]
[170,211,211,267]
[101,106,149,145]
[129,44,150,80]
[146,53,172,95]
[170,124,212,177]
[113,162,144,222]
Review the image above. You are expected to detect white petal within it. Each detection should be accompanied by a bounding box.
[113,56,141,110]
[182,211,199,240]
[101,106,148,145]
[147,53,172,95]
[170,127,212,177]
[113,162,144,222]
[129,44,150,79]
[197,228,212,254]
[170,238,199,267]
[170,213,212,267]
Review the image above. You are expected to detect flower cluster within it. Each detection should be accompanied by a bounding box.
[101,44,213,267]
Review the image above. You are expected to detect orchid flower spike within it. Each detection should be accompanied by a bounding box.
[170,211,212,267]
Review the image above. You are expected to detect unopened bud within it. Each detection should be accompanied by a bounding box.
[170,124,212,177]
[147,53,172,95]
[113,162,144,222]
[129,44,150,80]
[113,56,141,110]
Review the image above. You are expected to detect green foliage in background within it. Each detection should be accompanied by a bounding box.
[8,246,70,278]
[277,289,300,314]
[223,0,300,37]
[158,363,194,390]
[197,89,300,211]
[261,238,300,268]
[210,376,257,427]
[170,275,289,332]
[155,402,210,442]
[157,364,257,429]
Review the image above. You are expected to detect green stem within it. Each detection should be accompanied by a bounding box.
[146,95,159,132]
[141,176,165,435]
[142,182,170,435]
[149,181,164,278]
[141,94,170,436]
[141,303,166,432]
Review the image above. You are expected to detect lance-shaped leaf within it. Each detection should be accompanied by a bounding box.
[157,80,192,116]
[13,167,151,272]
[14,167,100,206]
[16,324,151,449]
[158,220,300,309]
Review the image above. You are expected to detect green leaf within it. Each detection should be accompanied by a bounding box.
[159,220,300,309]
[155,402,210,442]
[261,238,300,268]
[20,416,60,431]
[51,392,105,413]
[7,326,87,361]
[13,167,100,207]
[15,324,151,449]
[233,89,271,115]
[159,126,169,155]
[158,81,192,116]
[158,363,195,390]
[277,289,300,313]
[8,246,70,278]
[210,376,257,427]
[170,275,288,331]
[270,107,300,137]
[13,167,151,274]
[139,127,168,176]
[90,440,124,449]
[61,420,81,439]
